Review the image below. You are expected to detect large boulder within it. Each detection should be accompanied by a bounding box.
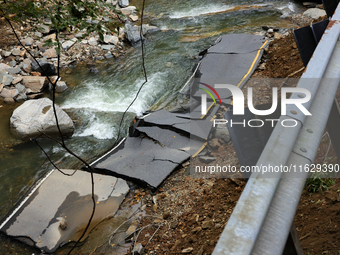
[10,98,74,139]
[31,60,57,76]
[303,8,326,19]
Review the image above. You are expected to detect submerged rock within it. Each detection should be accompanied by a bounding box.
[10,98,74,139]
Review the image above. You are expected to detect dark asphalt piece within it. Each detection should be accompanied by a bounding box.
[92,137,190,189]
[136,126,205,155]
[142,109,213,140]
[208,34,266,54]
[191,34,268,104]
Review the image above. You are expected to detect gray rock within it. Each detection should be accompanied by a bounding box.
[42,48,57,58]
[10,98,74,139]
[22,76,48,93]
[75,32,84,38]
[96,56,104,60]
[0,63,11,71]
[125,23,145,44]
[36,42,47,52]
[131,243,143,255]
[31,60,57,76]
[119,6,137,15]
[0,87,19,98]
[143,24,160,34]
[12,77,23,85]
[118,0,129,8]
[88,37,98,46]
[104,34,119,45]
[38,24,50,34]
[303,8,326,19]
[55,81,68,93]
[11,48,22,56]
[22,63,32,73]
[9,60,17,67]
[0,74,14,86]
[7,67,21,74]
[23,58,32,65]
[104,53,114,59]
[101,45,114,50]
[3,51,11,57]
[15,92,27,103]
[62,39,77,51]
[21,37,34,46]
[213,125,230,143]
[34,32,42,38]
[129,15,139,22]
[15,83,26,93]
[209,138,221,150]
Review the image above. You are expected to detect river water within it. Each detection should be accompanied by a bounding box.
[0,0,303,253]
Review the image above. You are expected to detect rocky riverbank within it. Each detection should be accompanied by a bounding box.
[0,0,158,107]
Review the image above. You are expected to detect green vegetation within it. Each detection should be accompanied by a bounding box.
[305,172,335,193]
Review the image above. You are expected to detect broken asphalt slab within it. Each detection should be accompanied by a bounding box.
[0,169,129,253]
[142,109,213,140]
[175,102,219,120]
[136,126,205,155]
[191,34,268,104]
[90,137,190,190]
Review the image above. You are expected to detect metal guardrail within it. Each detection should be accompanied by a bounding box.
[213,3,340,255]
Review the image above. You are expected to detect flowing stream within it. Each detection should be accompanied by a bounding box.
[0,0,303,253]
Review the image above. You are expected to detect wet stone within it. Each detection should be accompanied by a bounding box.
[4,98,15,105]
[15,93,27,103]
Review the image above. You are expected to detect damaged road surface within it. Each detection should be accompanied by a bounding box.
[91,137,190,190]
[189,34,268,104]
[0,169,129,253]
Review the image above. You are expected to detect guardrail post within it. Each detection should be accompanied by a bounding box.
[282,223,304,255]
[326,99,340,164]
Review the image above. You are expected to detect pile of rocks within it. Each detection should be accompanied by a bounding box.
[0,0,158,105]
